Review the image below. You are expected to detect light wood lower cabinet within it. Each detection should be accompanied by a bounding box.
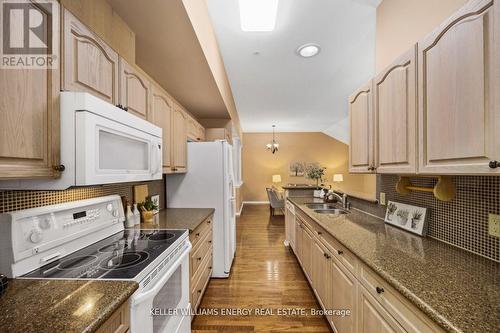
[358,286,403,333]
[96,300,130,333]
[189,216,213,314]
[291,204,445,333]
[0,1,61,180]
[62,9,119,104]
[285,202,296,250]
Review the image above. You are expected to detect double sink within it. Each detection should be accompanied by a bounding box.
[305,203,348,215]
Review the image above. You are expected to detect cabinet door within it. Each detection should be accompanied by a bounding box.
[150,84,173,173]
[418,0,500,174]
[358,286,404,333]
[0,2,60,179]
[187,116,202,142]
[349,80,374,173]
[374,46,417,174]
[62,9,119,104]
[119,59,151,119]
[330,256,357,333]
[312,241,331,311]
[172,106,187,172]
[294,219,303,263]
[197,124,206,141]
[301,226,313,281]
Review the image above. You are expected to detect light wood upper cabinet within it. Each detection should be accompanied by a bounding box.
[0,2,60,180]
[349,80,375,173]
[187,116,205,142]
[62,9,119,104]
[119,58,151,119]
[172,105,188,172]
[374,46,418,174]
[418,0,500,174]
[149,84,173,173]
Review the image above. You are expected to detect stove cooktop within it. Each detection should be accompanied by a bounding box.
[23,229,187,280]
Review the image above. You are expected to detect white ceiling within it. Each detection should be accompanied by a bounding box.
[207,0,379,141]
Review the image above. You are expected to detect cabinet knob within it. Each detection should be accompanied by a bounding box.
[489,161,499,169]
[196,233,200,237]
[376,286,385,294]
[326,254,331,259]
[197,257,202,261]
[317,231,322,235]
[337,250,343,255]
[197,289,202,294]
[53,165,65,172]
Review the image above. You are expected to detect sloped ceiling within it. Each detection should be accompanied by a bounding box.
[207,0,380,142]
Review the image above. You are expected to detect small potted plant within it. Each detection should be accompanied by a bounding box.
[386,202,397,221]
[410,210,423,229]
[396,209,409,226]
[138,197,159,224]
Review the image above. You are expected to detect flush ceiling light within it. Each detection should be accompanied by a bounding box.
[297,44,321,58]
[239,0,279,32]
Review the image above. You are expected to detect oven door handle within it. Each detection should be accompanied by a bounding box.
[131,242,192,306]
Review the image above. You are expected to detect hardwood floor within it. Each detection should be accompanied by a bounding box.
[192,204,332,333]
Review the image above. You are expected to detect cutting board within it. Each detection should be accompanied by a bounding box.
[133,185,149,204]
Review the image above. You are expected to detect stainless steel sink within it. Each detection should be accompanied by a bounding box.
[313,209,348,215]
[306,203,338,210]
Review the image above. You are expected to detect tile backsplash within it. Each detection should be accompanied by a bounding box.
[0,179,165,214]
[351,175,500,263]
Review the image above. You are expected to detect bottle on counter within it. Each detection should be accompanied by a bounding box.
[132,203,140,225]
[125,204,135,228]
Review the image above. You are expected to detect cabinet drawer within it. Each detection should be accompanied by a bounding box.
[191,252,213,311]
[190,231,213,281]
[316,226,358,275]
[189,217,212,249]
[359,265,444,333]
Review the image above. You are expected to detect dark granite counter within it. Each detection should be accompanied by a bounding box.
[0,279,137,333]
[289,197,500,333]
[131,208,215,232]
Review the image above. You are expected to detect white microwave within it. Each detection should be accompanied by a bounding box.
[1,92,162,190]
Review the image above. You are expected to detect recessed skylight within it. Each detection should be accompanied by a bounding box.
[297,44,321,58]
[239,0,279,32]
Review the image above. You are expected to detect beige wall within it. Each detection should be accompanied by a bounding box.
[376,0,468,71]
[242,133,376,202]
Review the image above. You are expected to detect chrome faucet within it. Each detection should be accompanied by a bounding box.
[326,192,349,210]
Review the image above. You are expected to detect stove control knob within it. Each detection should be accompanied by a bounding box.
[106,204,114,212]
[29,230,43,243]
[39,217,51,230]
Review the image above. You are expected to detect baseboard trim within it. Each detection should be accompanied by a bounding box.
[236,203,244,217]
[242,201,270,205]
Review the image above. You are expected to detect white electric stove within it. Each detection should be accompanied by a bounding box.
[0,195,191,333]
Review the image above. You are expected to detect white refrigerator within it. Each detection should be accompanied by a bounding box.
[166,141,236,278]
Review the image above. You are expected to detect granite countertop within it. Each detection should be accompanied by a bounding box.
[288,197,500,333]
[131,208,215,232]
[0,279,137,333]
[282,185,319,190]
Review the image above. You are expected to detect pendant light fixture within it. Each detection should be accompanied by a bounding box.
[266,125,279,154]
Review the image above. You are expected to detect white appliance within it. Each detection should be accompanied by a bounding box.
[167,141,236,278]
[0,92,163,190]
[0,196,191,333]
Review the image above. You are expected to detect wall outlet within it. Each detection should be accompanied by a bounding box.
[380,192,386,206]
[489,214,500,238]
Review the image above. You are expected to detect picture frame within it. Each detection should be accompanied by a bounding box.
[385,201,428,236]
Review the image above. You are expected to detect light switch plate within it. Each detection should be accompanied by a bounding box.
[488,214,500,238]
[380,192,386,206]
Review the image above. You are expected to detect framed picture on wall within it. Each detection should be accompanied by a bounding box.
[385,201,428,236]
[289,161,305,177]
